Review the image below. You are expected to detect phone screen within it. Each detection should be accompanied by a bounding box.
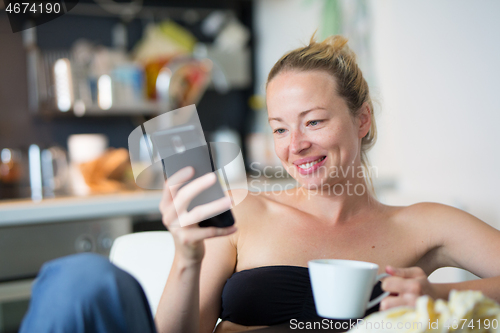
[151,126,234,228]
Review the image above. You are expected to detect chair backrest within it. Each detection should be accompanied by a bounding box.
[109,231,175,316]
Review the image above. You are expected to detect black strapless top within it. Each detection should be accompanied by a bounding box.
[220,265,383,327]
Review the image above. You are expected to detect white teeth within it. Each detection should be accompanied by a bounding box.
[298,157,324,169]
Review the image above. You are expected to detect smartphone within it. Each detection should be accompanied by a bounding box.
[150,125,234,228]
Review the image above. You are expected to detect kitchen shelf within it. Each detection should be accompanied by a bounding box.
[74,102,159,116]
[46,101,162,117]
[0,190,163,226]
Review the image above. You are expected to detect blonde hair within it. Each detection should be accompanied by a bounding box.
[267,34,377,195]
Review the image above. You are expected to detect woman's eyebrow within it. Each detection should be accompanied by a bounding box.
[268,107,326,123]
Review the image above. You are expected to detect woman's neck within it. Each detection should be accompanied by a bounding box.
[295,174,379,224]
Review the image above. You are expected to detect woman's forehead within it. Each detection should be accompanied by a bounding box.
[267,70,337,90]
[266,70,346,117]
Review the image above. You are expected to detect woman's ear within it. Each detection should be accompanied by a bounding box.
[357,102,371,139]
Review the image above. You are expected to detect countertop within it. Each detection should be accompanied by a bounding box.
[0,190,163,227]
[0,175,280,227]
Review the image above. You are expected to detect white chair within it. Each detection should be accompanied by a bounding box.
[109,231,175,316]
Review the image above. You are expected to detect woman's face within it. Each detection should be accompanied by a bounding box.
[266,70,369,189]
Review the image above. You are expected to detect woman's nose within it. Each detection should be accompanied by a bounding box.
[289,130,311,154]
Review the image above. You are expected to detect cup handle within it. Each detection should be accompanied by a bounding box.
[366,273,390,310]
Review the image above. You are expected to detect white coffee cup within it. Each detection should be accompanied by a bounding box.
[308,259,390,319]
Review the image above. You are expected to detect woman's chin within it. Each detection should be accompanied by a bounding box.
[294,177,327,190]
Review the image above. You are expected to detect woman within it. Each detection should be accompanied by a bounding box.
[155,35,500,333]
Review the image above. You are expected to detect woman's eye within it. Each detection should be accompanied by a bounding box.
[274,128,286,134]
[307,120,322,126]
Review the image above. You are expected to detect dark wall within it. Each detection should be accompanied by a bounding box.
[1,15,49,149]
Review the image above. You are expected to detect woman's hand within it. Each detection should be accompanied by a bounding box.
[380,266,438,311]
[159,166,237,264]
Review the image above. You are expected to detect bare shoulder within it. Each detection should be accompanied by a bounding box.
[379,202,465,244]
[397,202,500,276]
[394,201,477,226]
[227,189,270,222]
[225,189,274,243]
[392,201,500,244]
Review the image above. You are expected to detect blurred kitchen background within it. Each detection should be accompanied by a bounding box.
[1,0,500,331]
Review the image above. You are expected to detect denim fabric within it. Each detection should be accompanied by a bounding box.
[19,253,157,333]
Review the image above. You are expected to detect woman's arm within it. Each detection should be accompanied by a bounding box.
[199,231,238,331]
[381,202,500,309]
[156,232,237,333]
[156,256,202,333]
[381,266,500,310]
[433,276,500,302]
[431,202,500,301]
[154,168,237,333]
[199,189,262,331]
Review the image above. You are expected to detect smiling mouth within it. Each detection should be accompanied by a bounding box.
[297,156,326,169]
